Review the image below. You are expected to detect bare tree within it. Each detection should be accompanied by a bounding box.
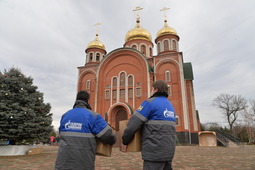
[242,100,255,143]
[202,122,221,131]
[250,100,255,115]
[213,93,247,131]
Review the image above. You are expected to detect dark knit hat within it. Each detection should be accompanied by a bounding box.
[76,90,90,103]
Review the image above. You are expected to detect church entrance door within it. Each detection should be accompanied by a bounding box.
[109,105,129,147]
[115,109,127,131]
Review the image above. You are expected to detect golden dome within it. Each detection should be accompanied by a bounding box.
[157,20,177,38]
[87,34,105,50]
[125,20,152,42]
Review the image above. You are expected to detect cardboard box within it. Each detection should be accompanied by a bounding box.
[96,128,115,157]
[96,140,112,157]
[119,120,141,152]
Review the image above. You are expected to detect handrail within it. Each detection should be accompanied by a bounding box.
[215,130,229,147]
[221,131,240,143]
[215,129,241,146]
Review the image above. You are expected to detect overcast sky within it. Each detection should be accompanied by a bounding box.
[1,0,255,130]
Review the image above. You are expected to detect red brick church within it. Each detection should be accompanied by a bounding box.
[77,8,201,144]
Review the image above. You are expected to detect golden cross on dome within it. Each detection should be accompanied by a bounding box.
[93,22,102,35]
[133,6,143,20]
[160,7,170,20]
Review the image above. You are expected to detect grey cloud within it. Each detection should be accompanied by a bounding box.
[1,0,255,129]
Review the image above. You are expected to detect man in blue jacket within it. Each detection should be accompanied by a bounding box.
[55,91,116,170]
[121,80,176,170]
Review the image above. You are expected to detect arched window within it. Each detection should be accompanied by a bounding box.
[175,115,179,126]
[105,90,110,99]
[128,75,133,86]
[157,42,161,54]
[165,71,171,82]
[150,47,153,57]
[113,77,117,87]
[172,40,177,51]
[128,75,133,99]
[141,45,146,56]
[163,40,169,51]
[120,72,125,86]
[96,53,100,61]
[89,53,93,62]
[86,80,90,90]
[136,87,141,97]
[120,89,125,98]
[128,89,133,99]
[167,85,171,96]
[112,90,117,99]
[132,45,137,49]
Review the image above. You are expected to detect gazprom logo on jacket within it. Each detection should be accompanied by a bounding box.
[163,108,175,118]
[65,120,82,131]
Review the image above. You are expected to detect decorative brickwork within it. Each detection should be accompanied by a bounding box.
[77,18,201,144]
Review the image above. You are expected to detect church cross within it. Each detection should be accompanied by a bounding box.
[93,22,102,35]
[133,6,143,20]
[160,7,170,20]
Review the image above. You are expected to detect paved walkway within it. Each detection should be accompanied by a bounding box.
[0,145,255,170]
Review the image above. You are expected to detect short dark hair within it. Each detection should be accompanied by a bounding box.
[76,90,90,103]
[152,80,168,93]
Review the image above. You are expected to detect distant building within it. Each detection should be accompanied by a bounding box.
[77,12,201,144]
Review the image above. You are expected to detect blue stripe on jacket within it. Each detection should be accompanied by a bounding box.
[59,107,107,136]
[136,96,176,122]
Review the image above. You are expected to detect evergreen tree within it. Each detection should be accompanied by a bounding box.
[0,67,53,144]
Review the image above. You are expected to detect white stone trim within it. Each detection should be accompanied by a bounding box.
[162,38,171,51]
[107,102,133,116]
[190,83,198,131]
[171,39,179,51]
[96,48,151,112]
[178,54,189,130]
[130,43,138,50]
[127,74,135,107]
[157,41,161,54]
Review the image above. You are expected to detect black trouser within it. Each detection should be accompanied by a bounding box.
[143,160,172,170]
